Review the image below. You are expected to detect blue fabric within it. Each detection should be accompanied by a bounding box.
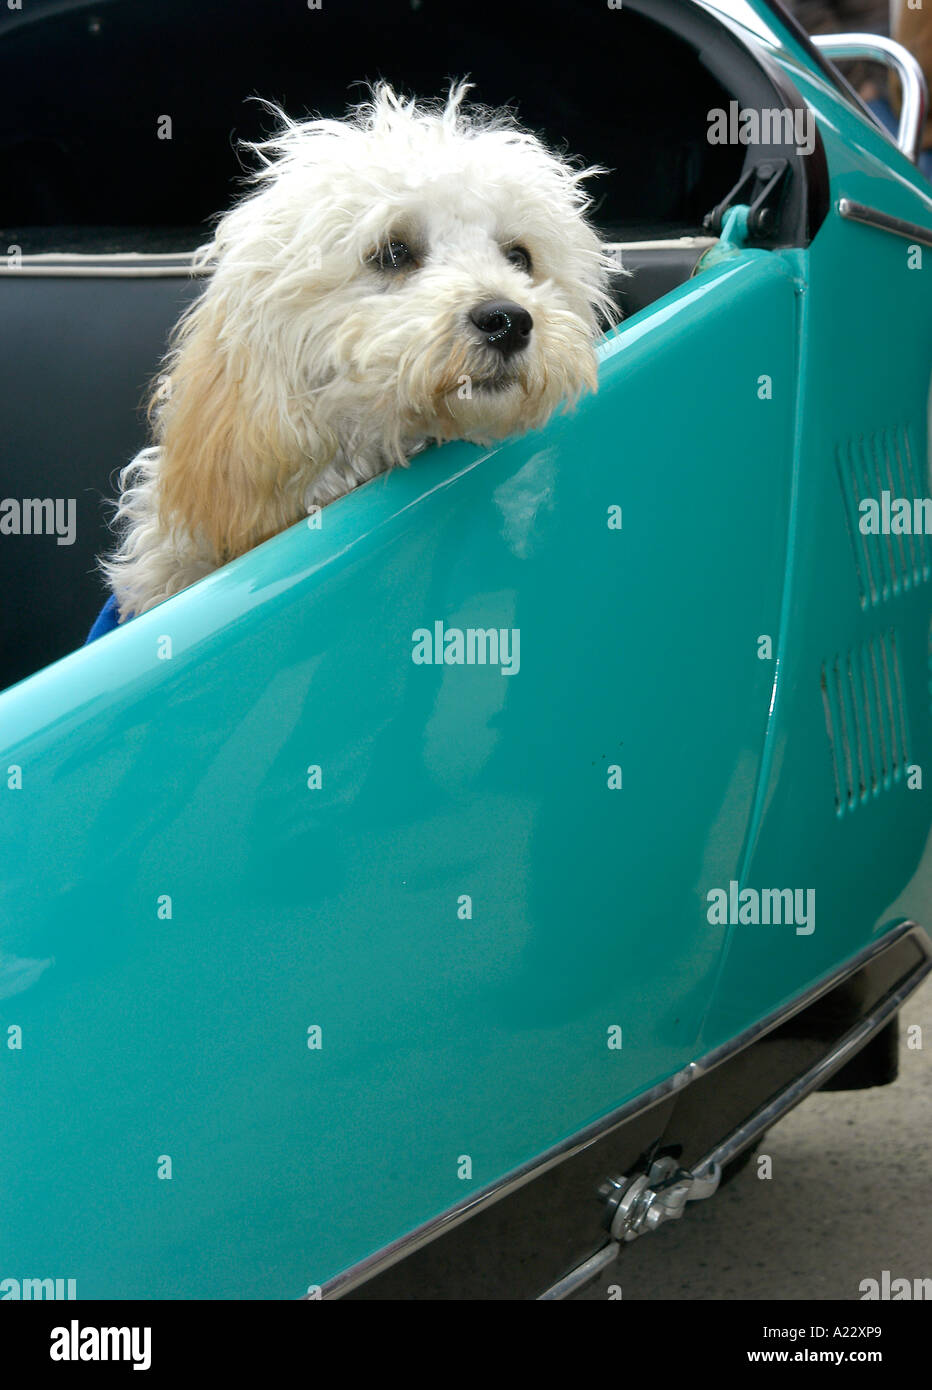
[85,593,122,644]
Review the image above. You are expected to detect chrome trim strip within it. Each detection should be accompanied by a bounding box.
[0,243,720,279]
[537,933,932,1301]
[696,954,931,1174]
[318,920,931,1298]
[0,265,205,279]
[538,1243,622,1302]
[0,252,204,279]
[10,251,199,262]
[811,33,929,165]
[320,1064,699,1300]
[603,237,718,253]
[837,198,932,248]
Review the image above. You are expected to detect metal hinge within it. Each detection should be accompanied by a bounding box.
[703,158,789,241]
[537,1157,721,1300]
[599,1156,721,1243]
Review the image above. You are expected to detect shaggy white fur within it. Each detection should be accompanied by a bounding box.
[102,82,618,619]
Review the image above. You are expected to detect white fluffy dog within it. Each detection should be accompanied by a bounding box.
[103,83,617,620]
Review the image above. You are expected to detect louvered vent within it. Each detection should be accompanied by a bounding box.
[836,426,931,607]
[821,630,910,815]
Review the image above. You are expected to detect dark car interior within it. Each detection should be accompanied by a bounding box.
[2,1,745,249]
[0,0,823,688]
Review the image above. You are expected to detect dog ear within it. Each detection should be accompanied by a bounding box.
[153,296,316,563]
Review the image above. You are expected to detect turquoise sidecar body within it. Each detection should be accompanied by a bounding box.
[1,0,931,1298]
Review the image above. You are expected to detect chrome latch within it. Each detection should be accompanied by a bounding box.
[537,1157,724,1298]
[598,1156,722,1243]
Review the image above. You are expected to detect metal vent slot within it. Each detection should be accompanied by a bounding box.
[836,426,929,606]
[865,637,891,788]
[821,629,910,814]
[861,435,896,601]
[837,437,874,608]
[832,653,856,810]
[855,641,881,796]
[877,431,911,589]
[850,645,876,796]
[820,665,843,813]
[896,426,932,584]
[887,629,910,775]
[883,632,902,777]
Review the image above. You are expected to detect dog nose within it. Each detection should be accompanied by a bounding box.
[469,299,533,357]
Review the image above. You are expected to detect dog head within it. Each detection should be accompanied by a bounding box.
[154,83,618,559]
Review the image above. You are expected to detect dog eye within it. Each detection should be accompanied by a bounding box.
[372,240,417,272]
[506,245,532,274]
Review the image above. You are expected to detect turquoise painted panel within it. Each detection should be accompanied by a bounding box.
[0,254,799,1296]
[697,57,932,1049]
